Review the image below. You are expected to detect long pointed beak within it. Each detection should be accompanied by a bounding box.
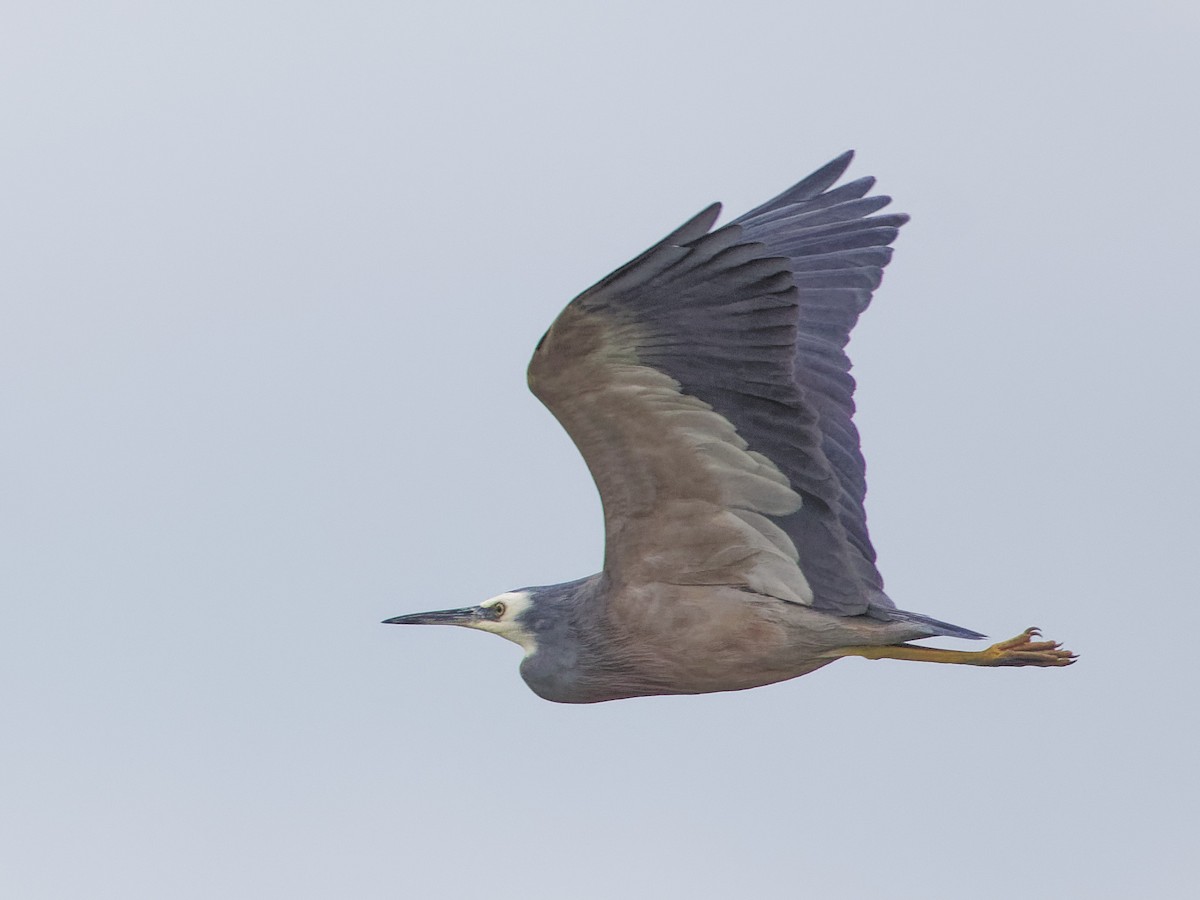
[382,607,481,627]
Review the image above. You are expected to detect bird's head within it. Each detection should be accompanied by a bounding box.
[383,590,540,654]
[383,578,623,703]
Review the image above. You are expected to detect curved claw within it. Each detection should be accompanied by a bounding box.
[985,627,1077,666]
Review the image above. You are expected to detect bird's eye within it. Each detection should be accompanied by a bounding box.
[492,602,507,618]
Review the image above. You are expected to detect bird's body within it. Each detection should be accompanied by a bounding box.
[512,577,924,704]
[387,153,1075,702]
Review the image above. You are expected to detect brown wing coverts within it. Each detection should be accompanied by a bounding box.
[530,153,906,618]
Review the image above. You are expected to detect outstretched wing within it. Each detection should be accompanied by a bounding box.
[528,152,903,617]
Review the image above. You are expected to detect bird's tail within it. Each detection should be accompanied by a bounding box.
[888,608,986,640]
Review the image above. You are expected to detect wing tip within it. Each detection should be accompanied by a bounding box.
[735,151,864,224]
[670,202,722,246]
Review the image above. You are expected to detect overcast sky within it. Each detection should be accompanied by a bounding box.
[3,2,1198,898]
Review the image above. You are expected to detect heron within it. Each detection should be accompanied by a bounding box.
[384,152,1075,703]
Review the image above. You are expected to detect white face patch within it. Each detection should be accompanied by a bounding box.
[473,591,538,655]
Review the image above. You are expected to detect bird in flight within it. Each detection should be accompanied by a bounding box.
[385,152,1075,703]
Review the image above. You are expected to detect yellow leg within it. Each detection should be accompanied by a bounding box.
[826,627,1077,667]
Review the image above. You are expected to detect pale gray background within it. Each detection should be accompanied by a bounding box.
[3,2,1197,898]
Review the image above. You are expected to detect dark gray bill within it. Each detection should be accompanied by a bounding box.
[382,607,480,627]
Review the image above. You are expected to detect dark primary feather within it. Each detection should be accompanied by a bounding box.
[529,153,974,636]
[733,152,905,598]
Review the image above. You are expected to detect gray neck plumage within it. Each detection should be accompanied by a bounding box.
[517,575,664,704]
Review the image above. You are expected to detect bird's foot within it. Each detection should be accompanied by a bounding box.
[979,627,1077,667]
[828,626,1078,667]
